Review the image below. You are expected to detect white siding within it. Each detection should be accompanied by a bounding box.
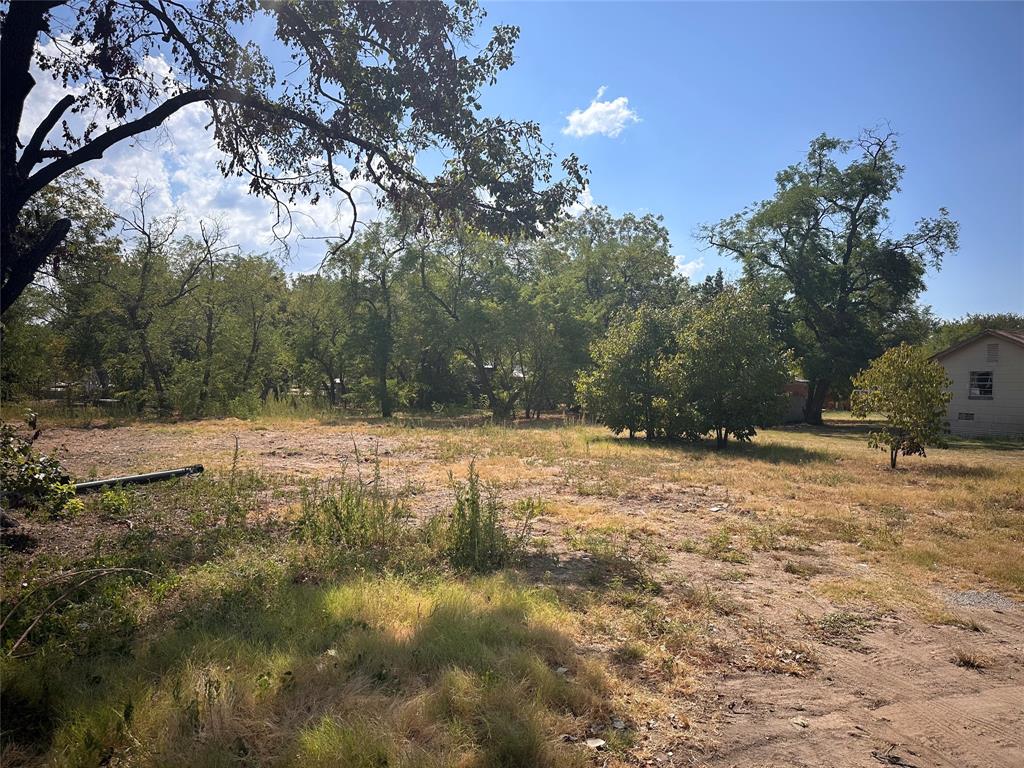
[939,338,1024,438]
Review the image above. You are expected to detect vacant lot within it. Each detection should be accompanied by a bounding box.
[4,414,1023,767]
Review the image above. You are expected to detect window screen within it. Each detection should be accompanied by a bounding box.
[969,371,993,399]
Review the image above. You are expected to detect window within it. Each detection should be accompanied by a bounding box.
[958,412,975,421]
[986,343,999,363]
[969,371,993,400]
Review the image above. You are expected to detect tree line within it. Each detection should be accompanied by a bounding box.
[4,129,1013,437]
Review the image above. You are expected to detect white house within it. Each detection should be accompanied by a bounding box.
[931,329,1024,438]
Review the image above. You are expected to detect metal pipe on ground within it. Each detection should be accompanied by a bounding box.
[73,465,205,493]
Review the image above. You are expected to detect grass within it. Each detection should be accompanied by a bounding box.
[1,468,609,767]
[950,645,988,670]
[3,408,1021,764]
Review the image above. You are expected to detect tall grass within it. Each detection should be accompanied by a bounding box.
[446,461,538,572]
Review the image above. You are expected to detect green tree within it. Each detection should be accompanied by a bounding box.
[664,290,790,449]
[851,343,952,469]
[287,273,352,407]
[330,220,412,417]
[90,192,203,412]
[923,313,1024,357]
[703,129,959,424]
[576,307,675,440]
[1,0,584,314]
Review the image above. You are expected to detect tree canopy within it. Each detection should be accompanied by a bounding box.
[851,343,951,468]
[702,129,959,424]
[0,0,586,313]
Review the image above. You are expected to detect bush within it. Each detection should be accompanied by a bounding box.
[851,343,952,468]
[0,421,79,518]
[662,289,790,448]
[446,462,536,572]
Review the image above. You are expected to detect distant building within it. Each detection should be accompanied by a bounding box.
[783,379,809,423]
[931,329,1024,438]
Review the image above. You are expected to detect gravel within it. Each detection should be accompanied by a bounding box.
[945,589,1019,611]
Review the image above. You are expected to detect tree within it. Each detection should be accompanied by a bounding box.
[664,290,790,449]
[330,220,411,417]
[851,343,951,469]
[287,273,352,407]
[576,307,675,440]
[703,129,959,424]
[90,190,203,411]
[923,313,1024,357]
[1,0,585,314]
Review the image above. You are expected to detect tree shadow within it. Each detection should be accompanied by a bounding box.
[911,463,999,479]
[588,433,835,465]
[1,568,609,767]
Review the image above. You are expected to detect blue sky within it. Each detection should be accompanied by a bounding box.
[478,1,1024,319]
[26,1,1022,319]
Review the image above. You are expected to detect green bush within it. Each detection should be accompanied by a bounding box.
[446,462,536,572]
[0,422,79,518]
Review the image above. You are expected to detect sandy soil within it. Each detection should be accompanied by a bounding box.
[28,421,1024,768]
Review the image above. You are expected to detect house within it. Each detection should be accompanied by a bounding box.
[931,329,1024,438]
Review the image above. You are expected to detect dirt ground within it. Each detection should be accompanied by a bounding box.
[29,419,1024,768]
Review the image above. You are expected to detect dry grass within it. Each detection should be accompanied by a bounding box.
[5,408,1021,765]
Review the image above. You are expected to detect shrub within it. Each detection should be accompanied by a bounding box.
[662,289,790,448]
[446,462,536,572]
[299,462,411,561]
[575,307,675,440]
[0,422,79,518]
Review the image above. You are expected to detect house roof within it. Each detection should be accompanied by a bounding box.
[930,328,1024,361]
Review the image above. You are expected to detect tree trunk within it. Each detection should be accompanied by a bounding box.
[890,447,898,469]
[136,328,168,412]
[803,379,830,425]
[377,363,391,417]
[198,307,214,412]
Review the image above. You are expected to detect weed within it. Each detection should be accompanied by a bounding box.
[299,467,411,564]
[98,488,137,519]
[704,527,748,563]
[747,522,780,551]
[446,461,535,572]
[564,526,662,588]
[812,611,878,650]
[951,646,988,670]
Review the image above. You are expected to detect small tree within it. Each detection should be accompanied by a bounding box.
[851,344,951,468]
[575,307,673,440]
[665,290,790,449]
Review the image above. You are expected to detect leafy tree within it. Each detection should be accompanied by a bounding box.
[287,273,352,407]
[703,129,959,424]
[90,191,203,411]
[923,313,1024,357]
[540,207,680,327]
[330,220,411,417]
[1,0,585,314]
[851,343,951,469]
[664,290,790,448]
[576,307,675,440]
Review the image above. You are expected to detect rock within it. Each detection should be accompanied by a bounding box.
[611,718,626,730]
[790,716,809,728]
[584,738,606,749]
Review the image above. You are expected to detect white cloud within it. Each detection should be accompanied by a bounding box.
[19,48,380,270]
[565,186,594,217]
[675,255,705,279]
[562,86,640,138]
